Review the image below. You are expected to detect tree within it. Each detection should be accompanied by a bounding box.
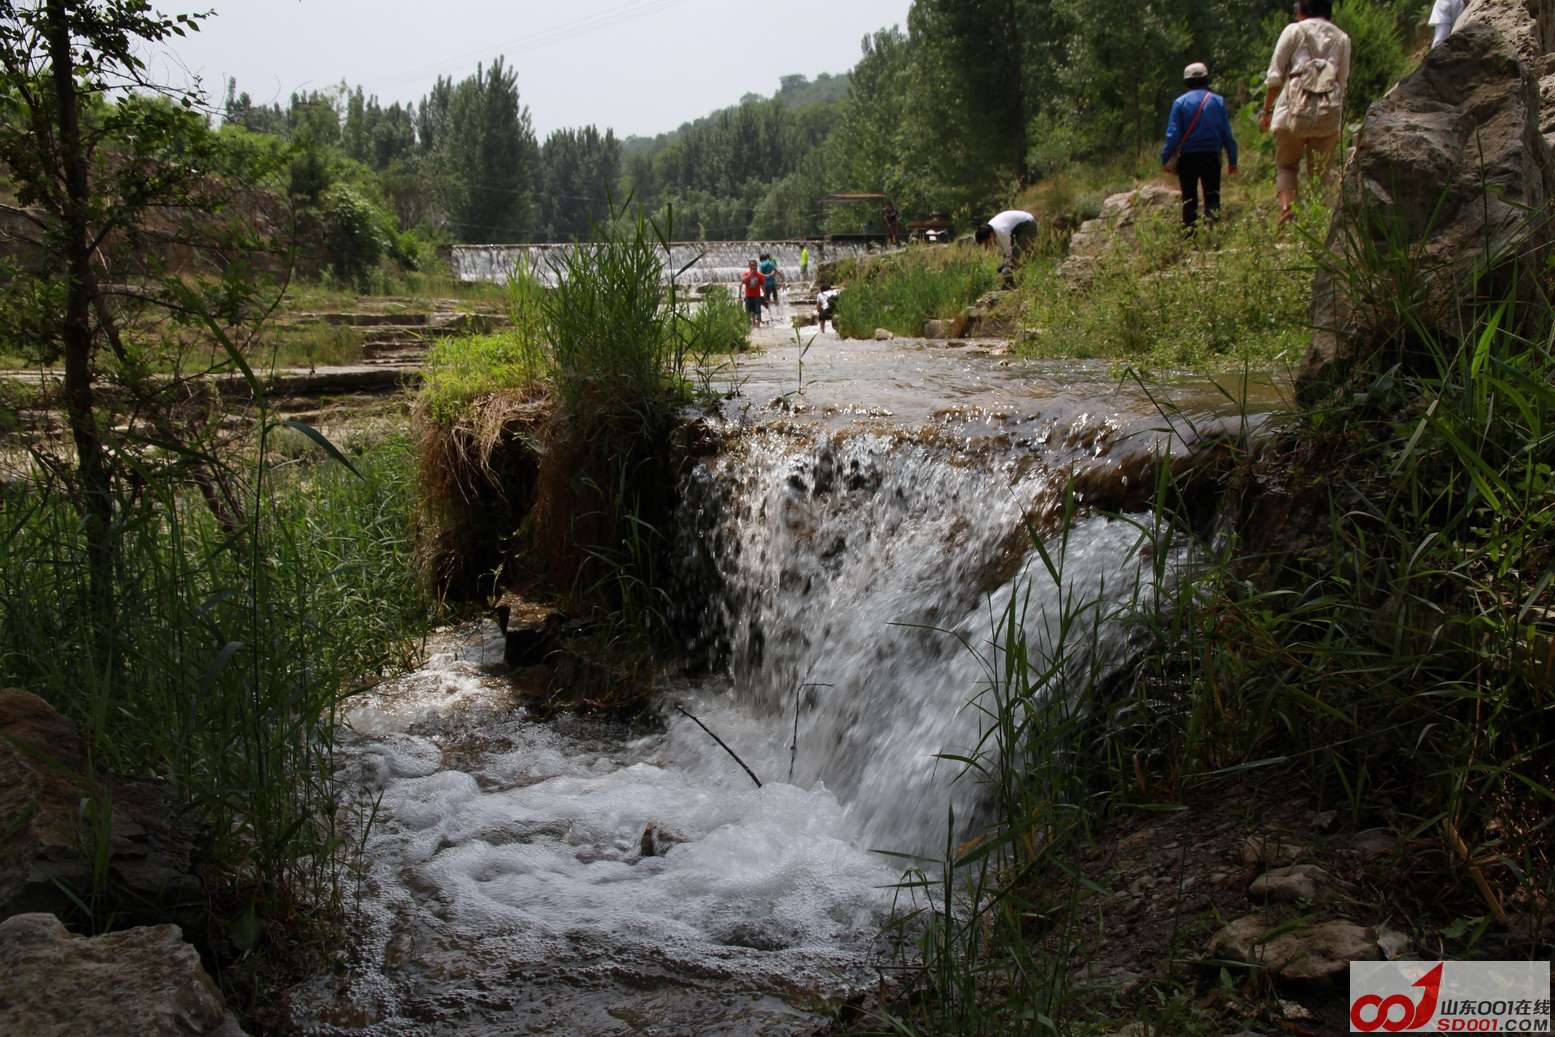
[536,125,621,241]
[0,0,284,636]
[424,57,540,241]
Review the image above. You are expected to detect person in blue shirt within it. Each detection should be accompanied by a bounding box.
[1161,62,1239,228]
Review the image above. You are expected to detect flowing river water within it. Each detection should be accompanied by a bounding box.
[287,318,1282,1035]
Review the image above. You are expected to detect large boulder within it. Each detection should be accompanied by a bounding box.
[1058,184,1178,286]
[1300,0,1555,401]
[0,690,200,924]
[0,913,245,1035]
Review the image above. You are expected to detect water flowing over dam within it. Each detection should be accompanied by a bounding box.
[450,240,871,286]
[290,339,1278,1035]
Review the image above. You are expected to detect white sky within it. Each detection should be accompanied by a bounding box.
[148,0,912,138]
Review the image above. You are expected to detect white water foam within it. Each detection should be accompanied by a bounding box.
[292,627,898,1034]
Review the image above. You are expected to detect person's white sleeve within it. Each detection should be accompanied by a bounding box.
[1339,35,1352,91]
[1265,24,1298,91]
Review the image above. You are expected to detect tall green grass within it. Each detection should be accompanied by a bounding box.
[1017,201,1321,369]
[0,433,429,955]
[835,245,1002,339]
[420,330,551,425]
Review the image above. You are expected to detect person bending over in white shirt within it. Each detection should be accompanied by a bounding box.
[975,210,1038,280]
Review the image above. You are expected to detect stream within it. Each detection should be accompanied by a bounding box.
[287,328,1282,1035]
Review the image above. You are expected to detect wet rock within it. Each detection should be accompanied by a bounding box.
[639,822,687,859]
[1301,0,1555,401]
[951,290,1014,339]
[1249,864,1347,904]
[718,921,795,952]
[1239,834,1308,869]
[0,691,199,924]
[0,913,245,1035]
[873,328,896,341]
[843,457,881,494]
[1208,915,1380,982]
[813,453,838,498]
[923,319,951,339]
[495,597,569,668]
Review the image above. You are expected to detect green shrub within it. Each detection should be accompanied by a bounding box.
[1335,0,1412,117]
[321,184,387,287]
[834,244,1002,339]
[677,284,750,356]
[0,434,429,935]
[419,330,550,425]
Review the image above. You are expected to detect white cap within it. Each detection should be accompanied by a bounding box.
[1184,62,1210,81]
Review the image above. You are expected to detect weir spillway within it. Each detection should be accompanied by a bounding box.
[449,240,873,286]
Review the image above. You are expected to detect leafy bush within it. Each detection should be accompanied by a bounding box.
[1334,0,1412,117]
[0,433,428,933]
[321,184,388,287]
[834,245,1002,339]
[544,209,684,410]
[677,285,750,356]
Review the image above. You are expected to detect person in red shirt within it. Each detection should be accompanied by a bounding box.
[741,259,766,328]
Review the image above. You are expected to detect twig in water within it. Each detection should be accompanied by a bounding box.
[675,705,762,788]
[789,679,834,784]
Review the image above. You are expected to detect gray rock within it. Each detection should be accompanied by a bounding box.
[0,691,200,924]
[1301,0,1555,402]
[1104,1025,1153,1037]
[923,319,950,339]
[1058,184,1180,286]
[873,328,896,341]
[1249,864,1348,904]
[1209,914,1380,982]
[0,913,245,1035]
[1352,829,1398,858]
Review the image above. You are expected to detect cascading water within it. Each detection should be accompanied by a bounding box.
[678,429,1157,855]
[290,340,1275,1035]
[450,240,870,286]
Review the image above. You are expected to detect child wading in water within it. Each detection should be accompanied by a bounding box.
[741,260,766,328]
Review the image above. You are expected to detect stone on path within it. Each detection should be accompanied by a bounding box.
[1249,864,1348,904]
[1209,914,1380,982]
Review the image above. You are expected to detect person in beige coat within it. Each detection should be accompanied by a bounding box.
[1258,0,1352,224]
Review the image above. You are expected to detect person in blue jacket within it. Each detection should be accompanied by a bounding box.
[1161,62,1239,228]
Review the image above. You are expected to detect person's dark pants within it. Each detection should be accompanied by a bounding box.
[1176,152,1222,227]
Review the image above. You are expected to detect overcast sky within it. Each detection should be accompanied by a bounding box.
[148,0,912,138]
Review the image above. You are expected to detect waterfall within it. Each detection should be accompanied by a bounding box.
[449,240,871,286]
[677,428,1158,854]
